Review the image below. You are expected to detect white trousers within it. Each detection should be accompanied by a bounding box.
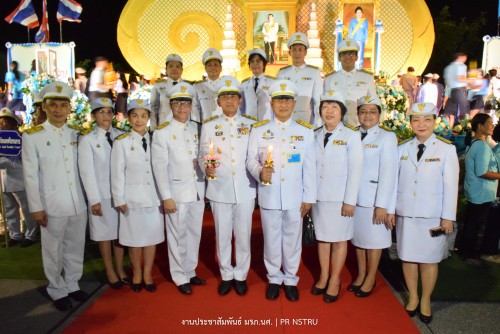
[211,199,254,281]
[260,207,302,286]
[4,191,38,240]
[165,199,204,286]
[41,211,87,300]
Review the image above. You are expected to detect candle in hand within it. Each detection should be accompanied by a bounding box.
[209,142,214,158]
[267,145,273,163]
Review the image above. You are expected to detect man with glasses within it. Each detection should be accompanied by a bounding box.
[199,76,257,296]
[323,38,376,126]
[152,82,206,295]
[247,80,316,302]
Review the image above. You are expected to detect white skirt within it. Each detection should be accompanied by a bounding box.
[396,216,446,263]
[89,199,119,241]
[312,201,353,242]
[352,206,391,249]
[119,207,165,247]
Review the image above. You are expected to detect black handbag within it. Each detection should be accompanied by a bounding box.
[302,213,316,246]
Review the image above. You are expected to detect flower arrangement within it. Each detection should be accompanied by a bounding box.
[21,73,57,120]
[452,114,472,135]
[486,93,500,120]
[381,113,453,143]
[128,84,153,103]
[376,83,408,117]
[434,116,453,138]
[113,118,131,132]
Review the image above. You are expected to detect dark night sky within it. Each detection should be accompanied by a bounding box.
[0,0,498,81]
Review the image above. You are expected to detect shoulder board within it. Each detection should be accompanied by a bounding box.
[296,119,313,129]
[80,128,93,136]
[253,119,270,128]
[359,69,374,75]
[67,123,81,131]
[26,125,44,134]
[116,132,130,141]
[398,136,414,146]
[193,79,206,84]
[379,124,393,132]
[344,123,358,131]
[307,64,319,70]
[437,135,452,144]
[156,121,170,130]
[280,65,292,70]
[112,125,125,131]
[183,79,194,85]
[241,77,251,83]
[202,115,219,124]
[325,71,336,77]
[241,114,258,122]
[264,74,276,80]
[314,127,322,132]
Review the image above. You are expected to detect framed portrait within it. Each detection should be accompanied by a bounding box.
[36,49,49,75]
[253,11,289,64]
[49,50,57,76]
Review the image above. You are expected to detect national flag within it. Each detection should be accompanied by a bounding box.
[57,0,83,23]
[35,0,50,43]
[4,0,39,29]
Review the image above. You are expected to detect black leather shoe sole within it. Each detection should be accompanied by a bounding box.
[234,280,248,296]
[218,280,233,296]
[177,283,192,295]
[284,285,299,301]
[266,283,280,300]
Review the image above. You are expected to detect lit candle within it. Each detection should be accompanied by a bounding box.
[86,112,92,122]
[209,142,214,158]
[267,145,273,163]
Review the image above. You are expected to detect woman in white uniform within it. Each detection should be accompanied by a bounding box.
[311,91,363,303]
[79,98,128,289]
[396,102,458,323]
[350,95,398,297]
[111,99,164,293]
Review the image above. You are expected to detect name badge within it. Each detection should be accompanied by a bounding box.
[425,158,440,162]
[332,140,347,145]
[302,77,312,81]
[291,135,304,141]
[288,153,301,163]
[401,156,408,160]
[365,144,378,148]
[215,131,223,136]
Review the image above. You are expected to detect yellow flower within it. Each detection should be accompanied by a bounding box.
[453,125,463,133]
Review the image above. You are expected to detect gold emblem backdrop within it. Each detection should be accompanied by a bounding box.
[118,0,433,80]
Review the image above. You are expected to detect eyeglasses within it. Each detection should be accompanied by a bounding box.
[273,98,294,104]
[96,110,114,116]
[171,101,192,108]
[340,52,357,57]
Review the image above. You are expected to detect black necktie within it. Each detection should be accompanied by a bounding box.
[105,132,113,147]
[361,131,367,141]
[324,132,332,147]
[172,81,178,86]
[142,138,147,152]
[254,77,259,92]
[417,144,425,161]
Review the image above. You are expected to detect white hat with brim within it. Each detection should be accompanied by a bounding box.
[75,67,86,74]
[167,82,195,100]
[357,94,382,107]
[433,73,440,79]
[338,39,360,53]
[33,92,43,104]
[287,32,309,49]
[166,53,183,65]
[216,76,241,96]
[270,80,298,98]
[40,82,73,101]
[410,102,436,116]
[248,49,267,61]
[321,90,346,106]
[202,48,223,65]
[424,73,433,78]
[91,97,115,113]
[0,107,22,125]
[127,98,151,113]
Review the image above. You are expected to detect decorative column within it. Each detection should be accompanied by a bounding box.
[374,19,384,76]
[220,2,240,76]
[305,1,323,69]
[334,19,344,71]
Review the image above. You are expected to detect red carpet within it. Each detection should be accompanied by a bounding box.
[65,210,419,334]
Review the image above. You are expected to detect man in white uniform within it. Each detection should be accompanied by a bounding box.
[324,38,376,127]
[262,13,279,64]
[247,80,316,301]
[417,73,438,109]
[240,49,275,121]
[22,82,88,311]
[277,32,322,129]
[151,83,206,295]
[199,76,257,296]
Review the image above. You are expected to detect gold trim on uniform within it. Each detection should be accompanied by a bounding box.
[67,124,81,131]
[379,124,393,132]
[398,136,414,146]
[264,75,276,80]
[26,125,44,134]
[360,69,374,75]
[253,119,270,128]
[203,115,219,124]
[241,77,251,83]
[325,71,336,77]
[80,128,93,136]
[295,119,313,129]
[116,132,130,140]
[156,121,170,130]
[307,64,319,70]
[437,136,452,144]
[241,114,258,121]
[344,123,358,131]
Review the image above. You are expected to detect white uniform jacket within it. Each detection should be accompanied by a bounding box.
[396,134,459,220]
[0,156,24,192]
[315,123,363,205]
[357,125,398,211]
[111,130,159,208]
[193,77,223,122]
[240,74,275,121]
[78,126,124,206]
[277,64,322,128]
[247,118,316,210]
[151,119,205,203]
[199,114,257,204]
[22,122,86,216]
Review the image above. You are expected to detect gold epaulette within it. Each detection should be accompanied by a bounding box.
[116,132,130,141]
[359,69,374,75]
[25,125,44,134]
[113,125,125,131]
[241,77,251,83]
[183,79,194,85]
[264,74,276,80]
[307,64,319,70]
[241,114,258,122]
[437,135,452,144]
[203,115,219,124]
[325,71,336,77]
[379,124,393,132]
[80,128,93,136]
[253,119,270,128]
[296,119,313,129]
[398,136,414,146]
[280,65,292,70]
[192,79,206,84]
[156,121,170,130]
[67,123,81,131]
[343,123,358,131]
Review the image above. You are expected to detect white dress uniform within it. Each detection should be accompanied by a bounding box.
[111,130,164,247]
[240,74,275,121]
[417,82,439,108]
[247,117,316,285]
[396,134,459,263]
[323,69,376,126]
[193,77,224,122]
[78,126,124,241]
[22,121,87,301]
[150,77,189,131]
[312,123,363,242]
[277,64,322,128]
[152,119,205,286]
[199,113,257,281]
[352,125,398,249]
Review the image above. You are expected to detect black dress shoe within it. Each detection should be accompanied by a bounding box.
[311,284,328,295]
[347,283,362,292]
[20,239,37,247]
[177,283,192,295]
[405,303,419,317]
[284,285,299,301]
[323,283,341,303]
[266,283,280,300]
[7,239,22,247]
[120,277,130,285]
[233,280,248,296]
[419,312,433,324]
[69,290,89,302]
[190,276,206,286]
[218,280,233,296]
[108,279,123,290]
[144,282,157,293]
[355,282,376,298]
[131,282,142,293]
[53,296,72,311]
